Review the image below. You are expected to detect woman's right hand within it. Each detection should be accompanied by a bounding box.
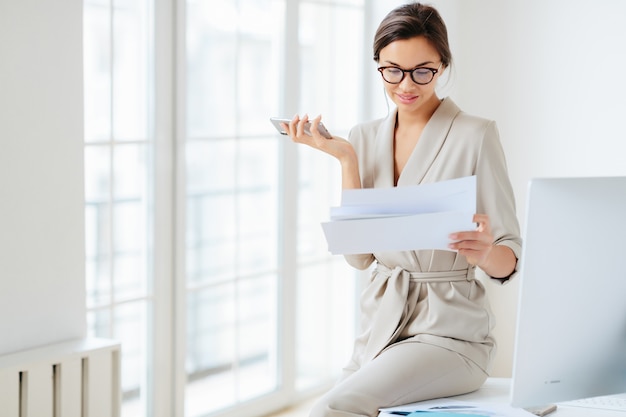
[282,114,355,163]
[283,114,362,190]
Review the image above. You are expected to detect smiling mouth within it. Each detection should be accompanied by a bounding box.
[397,93,418,102]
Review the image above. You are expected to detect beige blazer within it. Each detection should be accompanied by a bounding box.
[342,97,522,375]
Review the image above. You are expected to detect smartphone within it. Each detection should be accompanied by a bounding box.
[270,117,333,139]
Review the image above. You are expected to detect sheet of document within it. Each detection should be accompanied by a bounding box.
[379,397,536,417]
[321,176,476,255]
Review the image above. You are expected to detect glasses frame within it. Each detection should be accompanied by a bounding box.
[377,63,442,85]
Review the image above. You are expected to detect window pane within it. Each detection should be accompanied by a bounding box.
[85,145,111,202]
[113,0,150,140]
[114,301,149,417]
[85,203,112,308]
[113,144,147,200]
[87,305,149,414]
[186,139,237,286]
[299,2,363,131]
[186,139,236,193]
[237,137,279,275]
[87,308,112,339]
[85,146,112,308]
[236,4,283,137]
[237,274,278,401]
[186,284,236,416]
[237,195,278,275]
[297,147,341,261]
[307,0,363,4]
[186,1,237,139]
[185,276,278,416]
[84,2,112,143]
[186,0,283,139]
[187,192,237,285]
[112,144,149,300]
[113,202,147,299]
[296,260,356,390]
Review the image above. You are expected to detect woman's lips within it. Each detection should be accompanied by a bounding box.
[396,93,418,104]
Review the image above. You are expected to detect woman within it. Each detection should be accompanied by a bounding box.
[283,3,521,417]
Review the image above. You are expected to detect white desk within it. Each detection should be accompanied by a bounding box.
[454,378,624,416]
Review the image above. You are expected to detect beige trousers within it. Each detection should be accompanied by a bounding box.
[309,341,488,417]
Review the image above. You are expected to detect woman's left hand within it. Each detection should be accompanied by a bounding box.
[448,214,494,267]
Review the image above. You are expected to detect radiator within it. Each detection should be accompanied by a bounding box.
[0,337,121,417]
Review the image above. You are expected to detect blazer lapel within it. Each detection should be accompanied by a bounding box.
[397,97,462,186]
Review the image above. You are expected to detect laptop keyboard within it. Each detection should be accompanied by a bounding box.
[561,394,626,412]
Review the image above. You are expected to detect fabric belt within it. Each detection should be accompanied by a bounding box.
[376,264,472,282]
[362,264,472,363]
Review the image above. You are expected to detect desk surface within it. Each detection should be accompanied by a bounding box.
[456,378,624,416]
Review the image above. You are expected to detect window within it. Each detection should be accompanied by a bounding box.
[295,0,364,391]
[83,0,364,415]
[183,1,282,413]
[83,0,153,415]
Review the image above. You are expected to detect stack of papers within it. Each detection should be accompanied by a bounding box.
[379,397,536,417]
[321,176,477,255]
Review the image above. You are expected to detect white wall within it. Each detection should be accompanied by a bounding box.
[367,0,626,377]
[0,0,86,355]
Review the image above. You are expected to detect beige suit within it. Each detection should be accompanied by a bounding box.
[310,98,522,417]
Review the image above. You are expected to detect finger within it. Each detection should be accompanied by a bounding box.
[297,114,309,137]
[452,238,484,251]
[473,213,491,233]
[450,214,489,238]
[309,115,324,138]
[473,213,489,223]
[288,115,300,137]
[458,246,486,265]
[449,234,494,256]
[450,230,483,242]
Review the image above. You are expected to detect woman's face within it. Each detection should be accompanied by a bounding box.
[378,36,443,114]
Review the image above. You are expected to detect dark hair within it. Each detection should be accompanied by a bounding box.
[373,2,451,67]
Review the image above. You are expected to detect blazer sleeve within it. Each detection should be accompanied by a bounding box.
[475,121,522,283]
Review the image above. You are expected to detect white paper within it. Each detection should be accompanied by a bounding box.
[333,176,476,219]
[379,398,536,417]
[321,176,476,255]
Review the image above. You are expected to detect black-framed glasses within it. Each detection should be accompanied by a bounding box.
[377,63,442,85]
